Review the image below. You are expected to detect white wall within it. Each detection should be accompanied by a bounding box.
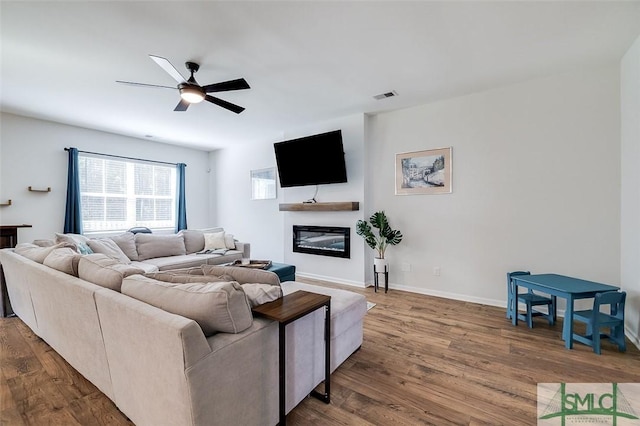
[621,34,640,347]
[0,113,211,243]
[368,66,621,307]
[211,114,366,285]
[209,140,284,261]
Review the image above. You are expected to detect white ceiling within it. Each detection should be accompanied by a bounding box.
[2,1,639,151]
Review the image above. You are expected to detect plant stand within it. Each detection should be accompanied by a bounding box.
[373,263,389,293]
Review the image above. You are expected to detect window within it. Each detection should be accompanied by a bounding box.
[78,153,176,233]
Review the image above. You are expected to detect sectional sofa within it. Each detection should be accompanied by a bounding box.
[0,230,367,426]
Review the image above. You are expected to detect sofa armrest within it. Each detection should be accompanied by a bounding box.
[234,241,250,259]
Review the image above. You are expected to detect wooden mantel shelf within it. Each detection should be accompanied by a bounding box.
[279,202,359,212]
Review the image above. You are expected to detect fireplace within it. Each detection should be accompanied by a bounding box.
[292,225,350,258]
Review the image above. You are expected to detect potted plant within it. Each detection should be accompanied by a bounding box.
[356,211,403,271]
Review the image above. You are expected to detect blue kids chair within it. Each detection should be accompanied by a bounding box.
[572,290,626,355]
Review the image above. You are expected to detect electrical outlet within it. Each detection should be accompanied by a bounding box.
[433,267,441,276]
[401,262,411,272]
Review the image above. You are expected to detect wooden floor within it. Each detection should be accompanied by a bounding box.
[2,278,640,425]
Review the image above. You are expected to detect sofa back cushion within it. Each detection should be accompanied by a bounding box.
[144,270,234,283]
[78,254,144,292]
[201,264,281,286]
[121,275,253,335]
[43,247,82,276]
[110,232,139,261]
[179,230,205,254]
[135,233,186,261]
[15,242,75,264]
[88,238,132,264]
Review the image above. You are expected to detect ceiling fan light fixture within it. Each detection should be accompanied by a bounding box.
[179,84,205,103]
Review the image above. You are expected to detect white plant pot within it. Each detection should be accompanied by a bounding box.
[373,257,388,272]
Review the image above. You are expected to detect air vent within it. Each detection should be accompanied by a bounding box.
[373,90,398,100]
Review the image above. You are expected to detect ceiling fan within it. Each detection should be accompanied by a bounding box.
[116,54,250,114]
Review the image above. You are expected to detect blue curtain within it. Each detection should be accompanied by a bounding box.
[176,163,187,232]
[63,147,83,234]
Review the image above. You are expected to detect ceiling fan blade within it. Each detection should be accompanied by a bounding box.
[202,78,250,93]
[205,95,245,114]
[174,99,190,112]
[149,55,186,84]
[116,80,176,90]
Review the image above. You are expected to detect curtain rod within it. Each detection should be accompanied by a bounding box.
[64,148,184,167]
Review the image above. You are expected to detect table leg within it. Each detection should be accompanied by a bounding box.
[310,301,331,403]
[384,268,389,293]
[512,284,518,326]
[564,295,574,349]
[279,323,286,425]
[325,302,331,402]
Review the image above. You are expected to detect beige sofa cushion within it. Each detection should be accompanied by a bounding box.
[15,242,75,263]
[55,232,93,254]
[78,254,145,291]
[179,230,205,254]
[144,270,234,283]
[110,232,139,261]
[241,283,283,307]
[135,233,186,261]
[121,275,253,335]
[88,238,132,264]
[33,239,55,247]
[43,247,82,276]
[202,264,281,286]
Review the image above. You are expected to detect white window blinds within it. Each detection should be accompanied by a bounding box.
[78,153,176,233]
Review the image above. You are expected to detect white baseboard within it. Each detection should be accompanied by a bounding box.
[295,272,366,289]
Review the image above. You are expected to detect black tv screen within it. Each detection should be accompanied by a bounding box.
[274,130,347,187]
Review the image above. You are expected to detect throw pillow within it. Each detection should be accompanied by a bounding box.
[78,254,144,292]
[121,275,253,335]
[110,232,139,261]
[201,264,281,286]
[224,233,236,250]
[241,283,283,307]
[43,247,82,276]
[135,233,186,261]
[88,238,132,264]
[55,233,93,254]
[204,231,227,250]
[15,242,76,264]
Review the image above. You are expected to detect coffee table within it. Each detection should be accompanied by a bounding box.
[251,290,331,425]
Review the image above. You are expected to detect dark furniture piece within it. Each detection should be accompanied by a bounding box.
[510,273,620,349]
[506,271,555,328]
[127,226,152,234]
[573,290,627,354]
[251,290,331,426]
[1,224,32,249]
[374,263,388,293]
[268,262,296,282]
[1,224,32,317]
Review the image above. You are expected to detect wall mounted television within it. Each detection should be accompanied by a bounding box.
[273,129,347,188]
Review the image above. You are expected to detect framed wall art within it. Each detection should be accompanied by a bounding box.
[395,147,452,195]
[251,167,277,200]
